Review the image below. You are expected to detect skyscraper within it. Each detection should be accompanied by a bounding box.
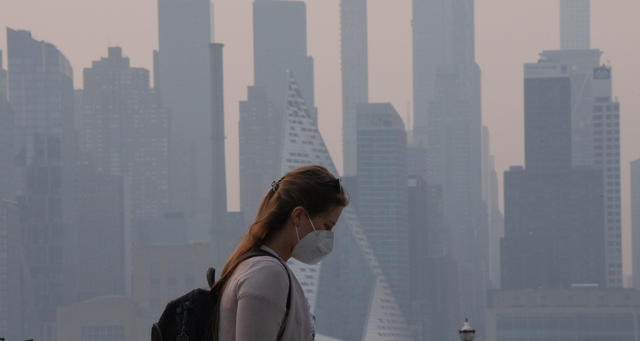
[81,47,169,223]
[240,0,316,225]
[537,1,623,286]
[412,0,487,330]
[340,0,369,176]
[482,126,504,289]
[7,28,74,341]
[356,103,409,318]
[157,0,213,238]
[0,200,23,340]
[632,159,640,288]
[0,50,15,201]
[281,72,413,341]
[560,0,590,50]
[501,61,605,290]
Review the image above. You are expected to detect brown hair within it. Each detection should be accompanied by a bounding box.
[211,166,348,338]
[214,165,347,295]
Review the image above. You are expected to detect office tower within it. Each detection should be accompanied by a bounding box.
[340,0,369,176]
[412,0,487,330]
[281,72,413,340]
[81,47,169,223]
[501,61,605,289]
[535,51,622,288]
[7,28,74,341]
[239,86,280,225]
[240,0,317,225]
[632,159,640,288]
[208,43,230,267]
[157,0,213,237]
[560,0,590,50]
[253,0,315,115]
[356,103,409,317]
[482,126,504,289]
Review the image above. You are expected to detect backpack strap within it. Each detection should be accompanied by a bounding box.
[240,248,292,340]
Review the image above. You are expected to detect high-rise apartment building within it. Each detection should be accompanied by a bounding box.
[482,126,504,289]
[281,72,413,341]
[356,103,409,317]
[81,47,169,223]
[632,159,640,288]
[340,0,369,176]
[7,28,75,341]
[157,0,213,237]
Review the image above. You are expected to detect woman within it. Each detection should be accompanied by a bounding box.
[216,165,348,340]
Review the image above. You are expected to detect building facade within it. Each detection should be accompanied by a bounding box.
[157,0,213,238]
[340,0,369,176]
[7,28,75,341]
[560,0,590,50]
[632,159,640,289]
[356,103,410,318]
[486,288,640,341]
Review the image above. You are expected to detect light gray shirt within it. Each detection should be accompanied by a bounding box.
[218,246,315,341]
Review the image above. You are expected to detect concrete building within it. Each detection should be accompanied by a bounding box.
[157,0,213,238]
[356,103,409,318]
[7,28,74,341]
[560,0,590,50]
[632,159,640,289]
[280,72,413,340]
[501,61,605,290]
[81,47,169,223]
[55,296,150,341]
[0,50,15,201]
[340,0,369,176]
[486,288,640,340]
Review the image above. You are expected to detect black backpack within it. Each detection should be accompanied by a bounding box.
[151,249,292,341]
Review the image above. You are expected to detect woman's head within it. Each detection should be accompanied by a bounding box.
[217,165,348,285]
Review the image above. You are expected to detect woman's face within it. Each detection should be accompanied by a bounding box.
[308,206,344,232]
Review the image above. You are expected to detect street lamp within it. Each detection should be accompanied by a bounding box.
[459,318,475,341]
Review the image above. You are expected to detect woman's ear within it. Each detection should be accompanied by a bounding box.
[290,206,306,227]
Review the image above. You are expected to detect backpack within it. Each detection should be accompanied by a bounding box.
[151,249,292,341]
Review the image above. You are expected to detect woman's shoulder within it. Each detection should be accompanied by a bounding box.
[233,256,290,298]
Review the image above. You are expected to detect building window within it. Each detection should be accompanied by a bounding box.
[81,326,125,341]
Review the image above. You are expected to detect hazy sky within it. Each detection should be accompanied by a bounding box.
[3,0,639,275]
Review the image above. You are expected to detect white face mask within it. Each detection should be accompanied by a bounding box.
[291,212,334,265]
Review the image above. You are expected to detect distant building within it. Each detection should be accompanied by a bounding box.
[501,60,605,290]
[280,72,413,340]
[239,85,281,225]
[356,103,410,317]
[157,0,213,238]
[486,288,640,340]
[632,159,640,289]
[7,28,74,341]
[240,0,316,225]
[482,126,504,289]
[340,0,369,176]
[132,242,215,319]
[0,200,26,340]
[81,47,169,223]
[55,296,151,341]
[0,50,15,201]
[535,49,623,288]
[560,0,590,50]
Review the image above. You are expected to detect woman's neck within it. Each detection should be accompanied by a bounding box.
[263,228,293,262]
